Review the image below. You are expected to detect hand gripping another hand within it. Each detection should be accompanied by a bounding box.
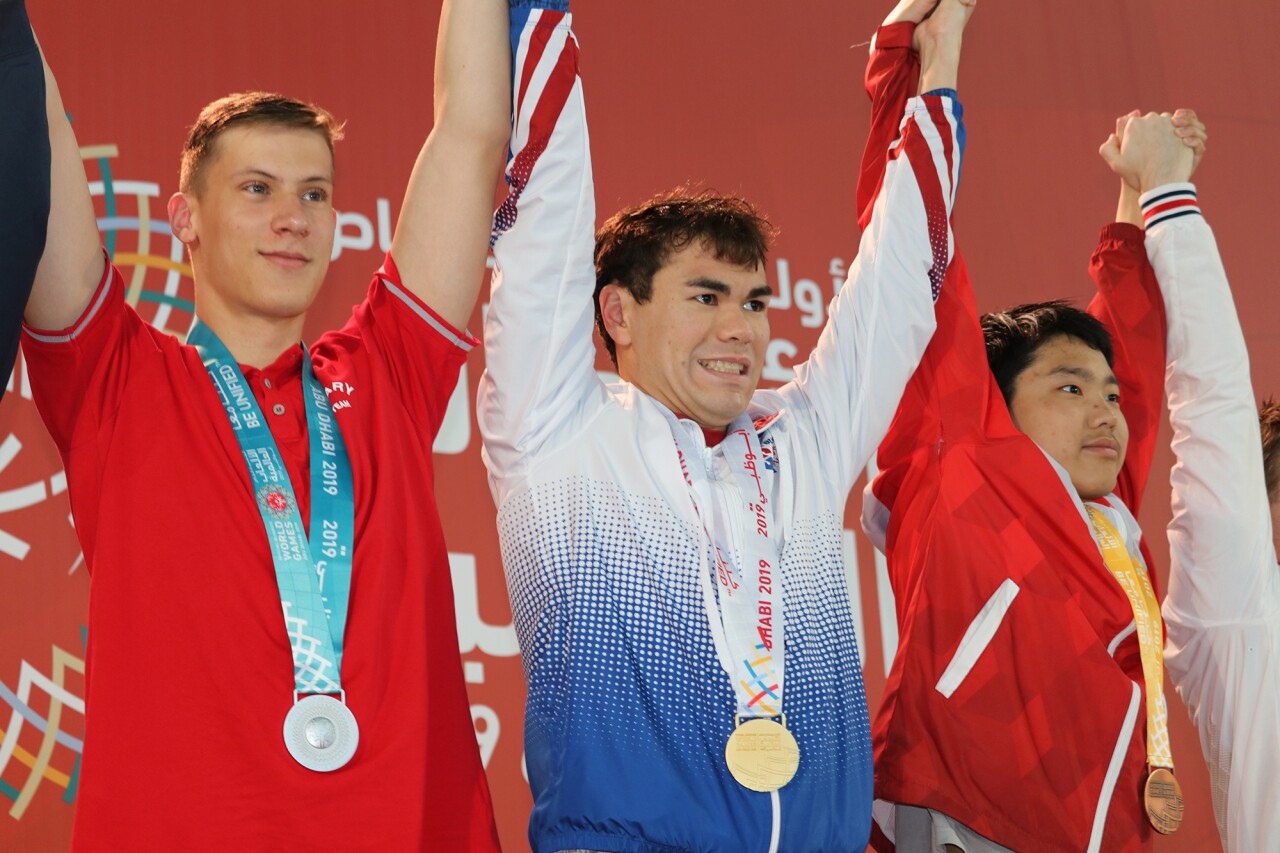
[1100,109,1206,193]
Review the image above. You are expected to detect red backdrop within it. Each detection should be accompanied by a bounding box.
[3,2,1275,850]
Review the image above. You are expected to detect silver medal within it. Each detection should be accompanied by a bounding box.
[283,693,359,772]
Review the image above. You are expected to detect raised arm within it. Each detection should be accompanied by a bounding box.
[856,0,966,231]
[21,4,104,333]
[478,1,601,486]
[388,0,511,330]
[1104,114,1280,848]
[1090,111,1206,512]
[0,0,48,379]
[855,2,924,230]
[782,0,970,496]
[1145,145,1278,853]
[1149,178,1276,651]
[1085,221,1164,513]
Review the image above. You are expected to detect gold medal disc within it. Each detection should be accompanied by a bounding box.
[1144,767,1184,834]
[724,717,800,792]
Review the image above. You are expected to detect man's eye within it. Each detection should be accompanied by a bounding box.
[303,188,329,203]
[745,299,768,313]
[1059,384,1082,395]
[245,182,267,194]
[694,294,717,306]
[1107,393,1122,403]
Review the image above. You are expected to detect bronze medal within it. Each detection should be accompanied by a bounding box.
[1144,767,1184,834]
[724,717,800,792]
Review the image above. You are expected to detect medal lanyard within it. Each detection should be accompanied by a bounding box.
[1086,504,1174,771]
[190,321,356,696]
[663,410,784,720]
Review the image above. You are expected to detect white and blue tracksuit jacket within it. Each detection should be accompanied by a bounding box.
[480,7,963,852]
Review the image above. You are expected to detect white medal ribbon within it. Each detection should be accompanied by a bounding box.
[663,409,785,719]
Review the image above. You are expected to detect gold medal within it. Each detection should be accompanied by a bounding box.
[1144,767,1184,834]
[724,716,800,792]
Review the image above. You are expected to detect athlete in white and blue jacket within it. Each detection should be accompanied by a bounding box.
[480,2,969,851]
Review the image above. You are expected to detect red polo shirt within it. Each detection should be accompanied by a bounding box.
[22,255,500,852]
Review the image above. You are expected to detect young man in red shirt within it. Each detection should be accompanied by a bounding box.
[15,0,506,848]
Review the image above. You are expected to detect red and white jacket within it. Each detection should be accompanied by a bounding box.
[859,23,1168,853]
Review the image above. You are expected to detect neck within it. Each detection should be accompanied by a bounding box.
[616,362,731,435]
[671,408,728,440]
[194,301,305,369]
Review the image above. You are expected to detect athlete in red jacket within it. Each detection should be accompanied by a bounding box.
[859,2,1205,850]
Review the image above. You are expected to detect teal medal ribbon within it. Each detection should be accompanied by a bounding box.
[190,320,360,771]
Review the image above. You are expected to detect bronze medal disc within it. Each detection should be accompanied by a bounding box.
[724,717,800,793]
[1144,767,1184,834]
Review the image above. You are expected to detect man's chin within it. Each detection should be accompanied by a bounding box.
[261,282,325,316]
[1075,478,1120,502]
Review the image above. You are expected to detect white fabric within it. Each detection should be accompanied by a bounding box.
[934,578,1020,699]
[1151,198,1280,852]
[894,805,1014,853]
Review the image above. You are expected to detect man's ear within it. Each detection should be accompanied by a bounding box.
[167,192,197,247]
[599,284,634,349]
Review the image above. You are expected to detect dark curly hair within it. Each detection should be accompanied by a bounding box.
[593,188,774,364]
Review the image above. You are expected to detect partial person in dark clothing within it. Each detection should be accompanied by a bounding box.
[0,0,49,391]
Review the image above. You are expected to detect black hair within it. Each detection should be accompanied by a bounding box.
[981,300,1115,404]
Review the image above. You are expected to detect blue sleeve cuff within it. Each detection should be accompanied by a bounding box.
[921,88,962,124]
[913,90,965,185]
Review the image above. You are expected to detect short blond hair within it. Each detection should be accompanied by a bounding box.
[179,92,343,194]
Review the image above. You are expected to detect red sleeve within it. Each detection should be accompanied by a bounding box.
[861,31,998,524]
[856,22,920,231]
[326,253,478,438]
[20,259,144,452]
[1087,223,1166,514]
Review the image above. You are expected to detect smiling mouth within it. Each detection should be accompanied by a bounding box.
[699,359,747,376]
[262,251,309,268]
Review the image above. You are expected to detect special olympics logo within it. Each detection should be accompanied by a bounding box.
[257,486,293,519]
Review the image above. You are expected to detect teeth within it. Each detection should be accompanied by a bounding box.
[701,359,744,375]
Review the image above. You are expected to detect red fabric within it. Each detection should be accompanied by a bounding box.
[861,26,1166,853]
[675,413,727,447]
[22,257,500,852]
[700,426,726,446]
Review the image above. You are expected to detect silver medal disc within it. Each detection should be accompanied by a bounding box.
[283,694,359,772]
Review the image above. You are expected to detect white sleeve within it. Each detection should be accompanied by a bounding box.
[1148,184,1280,852]
[478,9,605,487]
[778,94,961,493]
